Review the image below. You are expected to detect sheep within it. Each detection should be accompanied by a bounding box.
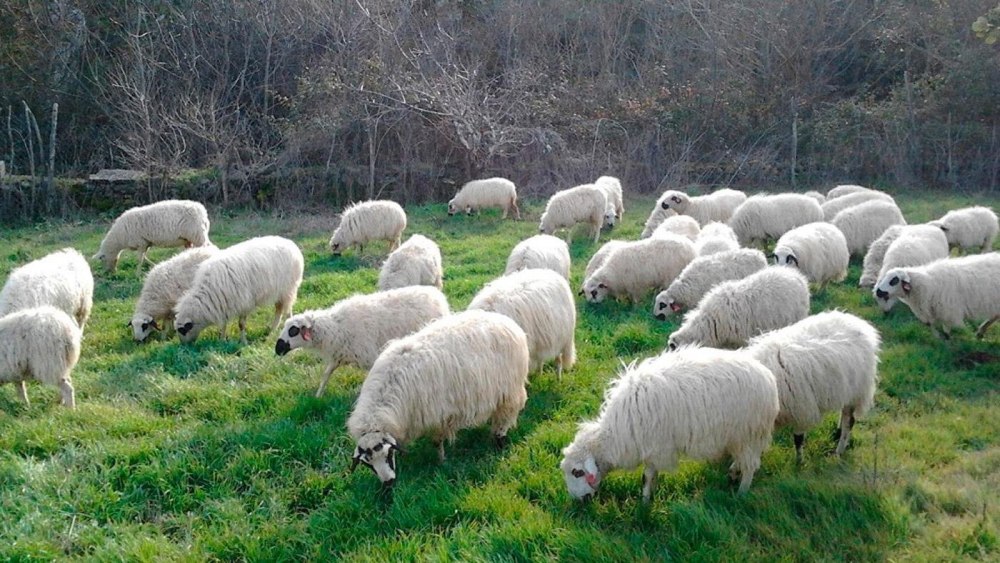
[831,199,906,256]
[821,190,895,221]
[584,240,628,280]
[329,200,407,256]
[505,234,571,280]
[346,310,530,487]
[657,188,747,226]
[129,245,219,341]
[582,235,696,304]
[874,253,1000,339]
[667,267,810,350]
[0,248,94,329]
[859,225,904,288]
[448,177,520,219]
[872,225,949,312]
[772,222,850,287]
[653,248,768,320]
[468,268,576,378]
[928,206,999,253]
[93,199,210,274]
[560,345,778,502]
[275,286,450,397]
[377,234,443,291]
[746,311,881,463]
[826,184,871,200]
[539,184,608,243]
[0,306,81,408]
[694,223,740,255]
[803,190,826,205]
[640,206,678,239]
[595,175,624,223]
[651,214,701,241]
[728,193,824,247]
[174,236,304,344]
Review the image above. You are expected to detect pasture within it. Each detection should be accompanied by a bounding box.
[1,191,998,561]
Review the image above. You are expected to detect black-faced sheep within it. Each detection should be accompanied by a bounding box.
[653,248,767,319]
[130,245,218,341]
[772,222,850,288]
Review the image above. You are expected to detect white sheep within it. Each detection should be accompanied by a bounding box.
[657,188,747,225]
[448,177,520,219]
[93,199,210,274]
[0,248,94,329]
[831,199,906,256]
[651,214,701,241]
[772,222,850,287]
[803,190,826,205]
[560,345,778,502]
[595,176,624,223]
[821,190,895,221]
[826,184,871,200]
[872,225,949,312]
[746,311,881,463]
[728,193,824,246]
[505,234,571,280]
[667,267,810,349]
[928,206,999,253]
[346,310,530,486]
[640,206,678,239]
[874,253,1000,339]
[859,225,904,288]
[539,184,608,244]
[582,235,696,304]
[694,222,739,257]
[653,248,767,320]
[275,286,450,397]
[377,234,443,291]
[468,268,576,378]
[130,245,219,341]
[174,236,304,344]
[0,306,81,408]
[584,240,628,280]
[329,200,407,256]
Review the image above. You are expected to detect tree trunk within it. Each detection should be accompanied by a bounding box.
[47,103,59,215]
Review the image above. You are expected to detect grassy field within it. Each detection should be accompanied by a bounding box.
[1,190,998,561]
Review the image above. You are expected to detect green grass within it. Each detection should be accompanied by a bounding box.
[1,190,998,561]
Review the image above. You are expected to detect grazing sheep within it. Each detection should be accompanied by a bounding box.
[329,200,407,256]
[93,199,210,274]
[803,190,826,205]
[0,248,94,329]
[821,190,895,221]
[378,234,444,291]
[539,184,608,243]
[832,200,906,256]
[826,184,871,200]
[595,176,624,222]
[874,253,1000,339]
[928,206,999,253]
[746,311,881,463]
[658,188,747,225]
[651,214,701,241]
[772,222,850,287]
[275,286,450,397]
[584,240,628,280]
[560,345,778,502]
[667,267,810,349]
[174,236,304,344]
[859,225,904,288]
[583,235,696,304]
[694,222,739,256]
[130,245,219,341]
[640,206,678,239]
[728,194,824,247]
[347,310,530,486]
[0,306,81,408]
[872,225,949,312]
[653,248,767,320]
[448,177,520,219]
[505,235,571,280]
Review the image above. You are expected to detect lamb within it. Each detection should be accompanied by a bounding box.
[874,253,1000,339]
[347,310,530,487]
[821,190,895,221]
[859,225,904,288]
[275,286,450,397]
[539,184,608,243]
[651,214,701,241]
[560,345,778,503]
[928,206,999,253]
[0,306,81,408]
[448,177,520,219]
[831,199,906,256]
[826,184,871,200]
[329,200,407,256]
[872,225,949,312]
[728,193,824,246]
[803,190,826,205]
[746,311,881,463]
[667,267,810,350]
[595,175,624,222]
[657,188,747,225]
[505,234,571,280]
[129,245,219,341]
[584,240,628,280]
[772,222,850,287]
[582,235,696,304]
[653,248,767,320]
[468,268,576,378]
[0,248,94,329]
[93,199,210,274]
[693,221,739,256]
[174,236,304,344]
[640,206,678,239]
[377,234,443,291]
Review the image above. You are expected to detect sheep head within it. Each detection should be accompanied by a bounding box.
[351,431,402,487]
[129,314,160,342]
[275,314,313,355]
[873,268,911,312]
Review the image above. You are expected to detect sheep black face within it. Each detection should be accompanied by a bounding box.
[130,315,160,341]
[873,268,910,313]
[560,453,601,501]
[447,200,457,216]
[351,432,402,487]
[276,321,312,356]
[585,281,610,303]
[174,319,203,343]
[330,242,342,256]
[773,249,798,268]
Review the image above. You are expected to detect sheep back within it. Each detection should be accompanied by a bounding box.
[832,200,906,256]
[772,222,850,285]
[821,190,895,221]
[859,225,905,288]
[505,234,571,280]
[584,240,628,280]
[95,200,210,271]
[652,215,701,241]
[539,184,607,241]
[654,248,767,318]
[378,234,444,290]
[0,248,94,328]
[826,184,871,200]
[583,235,696,303]
[0,306,81,406]
[329,200,407,254]
[449,177,519,218]
[132,245,219,340]
[930,206,999,252]
[728,194,823,246]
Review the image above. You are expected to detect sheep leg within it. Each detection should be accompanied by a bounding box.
[511,199,521,220]
[315,363,338,398]
[835,407,856,456]
[219,320,229,341]
[16,381,29,406]
[238,316,248,345]
[434,438,446,462]
[641,465,658,503]
[794,433,805,465]
[592,223,601,244]
[59,378,75,409]
[976,315,999,339]
[555,355,563,381]
[269,303,285,334]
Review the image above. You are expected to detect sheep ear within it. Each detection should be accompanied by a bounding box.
[150,320,160,331]
[301,327,313,341]
[901,280,911,293]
